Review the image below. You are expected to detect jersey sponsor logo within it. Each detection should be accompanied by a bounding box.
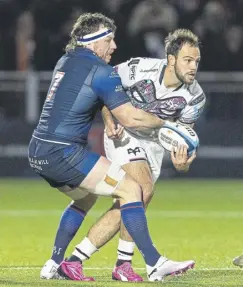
[129,65,137,80]
[128,59,140,80]
[189,93,205,106]
[140,68,158,73]
[110,66,119,78]
[46,71,65,101]
[127,147,141,156]
[29,157,49,165]
[115,85,124,92]
[29,157,49,172]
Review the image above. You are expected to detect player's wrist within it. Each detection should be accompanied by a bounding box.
[163,120,177,128]
[176,165,190,173]
[104,118,115,127]
[159,119,169,128]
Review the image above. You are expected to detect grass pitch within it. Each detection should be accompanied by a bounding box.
[0,179,243,286]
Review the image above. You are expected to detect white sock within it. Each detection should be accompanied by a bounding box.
[117,239,135,261]
[72,237,98,262]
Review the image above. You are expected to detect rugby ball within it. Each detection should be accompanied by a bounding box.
[158,122,199,155]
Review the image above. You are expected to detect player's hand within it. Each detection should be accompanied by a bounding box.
[171,145,196,173]
[105,122,124,139]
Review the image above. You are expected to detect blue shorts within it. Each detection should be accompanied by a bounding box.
[28,137,100,188]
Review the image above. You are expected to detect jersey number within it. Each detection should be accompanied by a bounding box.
[46,71,65,101]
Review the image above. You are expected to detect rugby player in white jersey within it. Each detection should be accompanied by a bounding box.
[41,29,206,282]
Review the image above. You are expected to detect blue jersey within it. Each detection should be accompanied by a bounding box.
[33,47,130,143]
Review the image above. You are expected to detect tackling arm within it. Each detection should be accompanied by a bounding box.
[101,106,124,139]
[111,102,165,131]
[95,65,165,133]
[101,106,114,127]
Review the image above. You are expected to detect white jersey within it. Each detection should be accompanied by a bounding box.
[104,58,206,183]
[116,57,206,132]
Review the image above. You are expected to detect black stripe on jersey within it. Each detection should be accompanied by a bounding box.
[173,83,184,92]
[128,59,140,66]
[159,65,166,84]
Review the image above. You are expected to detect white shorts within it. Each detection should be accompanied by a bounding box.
[104,130,165,183]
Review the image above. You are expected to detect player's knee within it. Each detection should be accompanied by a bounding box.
[73,193,98,213]
[116,174,142,202]
[94,162,142,202]
[141,182,154,208]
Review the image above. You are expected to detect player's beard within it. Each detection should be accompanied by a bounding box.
[104,52,112,63]
[174,61,194,85]
[94,44,112,63]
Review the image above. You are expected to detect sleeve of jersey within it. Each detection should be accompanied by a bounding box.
[179,90,206,124]
[92,65,130,110]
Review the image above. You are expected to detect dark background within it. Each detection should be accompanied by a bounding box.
[0,0,242,178]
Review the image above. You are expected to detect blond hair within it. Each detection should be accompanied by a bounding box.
[65,13,116,52]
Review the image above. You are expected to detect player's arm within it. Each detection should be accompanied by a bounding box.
[101,59,136,138]
[173,83,206,172]
[102,105,113,126]
[178,83,206,126]
[94,66,166,132]
[101,106,124,139]
[111,102,165,130]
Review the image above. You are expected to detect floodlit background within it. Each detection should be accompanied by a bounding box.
[0,1,243,286]
[0,0,243,178]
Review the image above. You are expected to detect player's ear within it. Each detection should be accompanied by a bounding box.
[168,55,176,66]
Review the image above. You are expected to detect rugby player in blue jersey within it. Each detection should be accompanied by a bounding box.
[29,13,195,281]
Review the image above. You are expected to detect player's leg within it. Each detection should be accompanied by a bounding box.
[104,132,155,280]
[56,154,163,281]
[79,134,194,281]
[87,132,154,250]
[98,132,153,281]
[40,132,146,279]
[111,160,154,281]
[30,137,193,282]
[109,138,195,281]
[57,154,194,281]
[72,160,153,282]
[41,131,154,280]
[40,192,98,279]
